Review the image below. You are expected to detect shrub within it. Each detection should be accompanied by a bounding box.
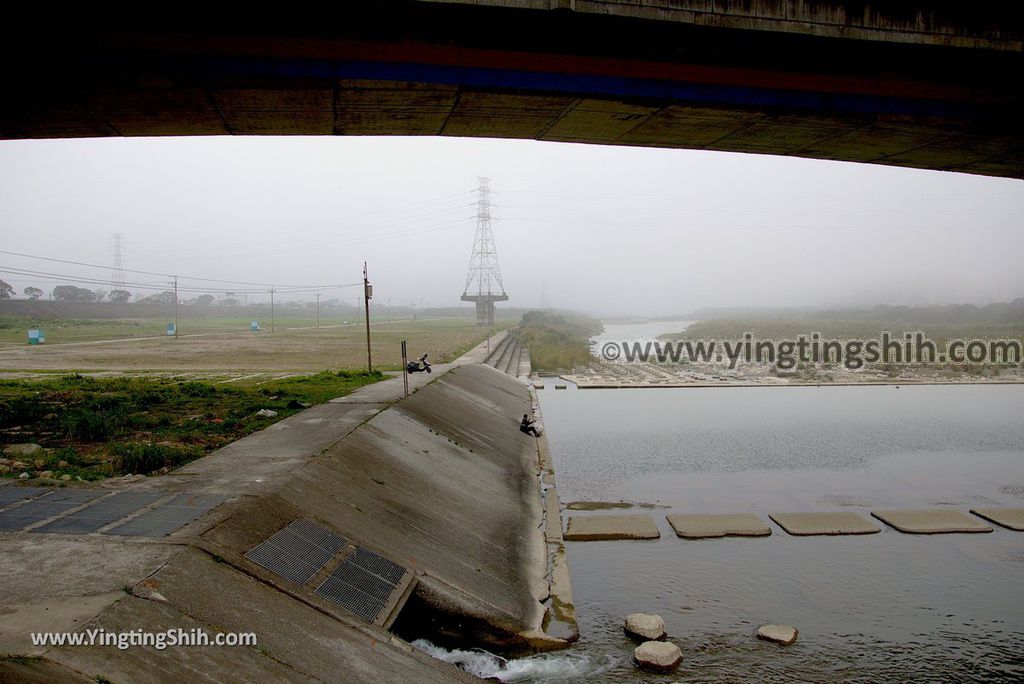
[109,442,203,475]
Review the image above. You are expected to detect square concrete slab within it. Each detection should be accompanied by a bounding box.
[970,508,1024,531]
[564,515,660,541]
[872,509,993,534]
[770,512,879,536]
[666,513,771,539]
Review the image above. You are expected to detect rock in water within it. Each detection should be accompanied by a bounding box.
[757,624,798,645]
[634,641,682,672]
[624,613,666,641]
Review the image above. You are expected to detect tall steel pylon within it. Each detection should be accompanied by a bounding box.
[461,177,508,326]
[110,233,126,291]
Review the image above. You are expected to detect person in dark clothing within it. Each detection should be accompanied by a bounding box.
[520,413,540,437]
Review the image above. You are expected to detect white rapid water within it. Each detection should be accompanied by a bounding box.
[411,639,621,682]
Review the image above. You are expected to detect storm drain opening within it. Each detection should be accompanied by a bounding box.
[244,518,348,585]
[315,547,409,624]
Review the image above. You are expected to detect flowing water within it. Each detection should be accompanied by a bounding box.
[422,320,1024,681]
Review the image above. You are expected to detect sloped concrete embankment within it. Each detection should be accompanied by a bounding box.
[198,362,557,652]
[0,340,564,681]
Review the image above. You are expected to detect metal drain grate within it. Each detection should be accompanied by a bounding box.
[104,492,226,537]
[0,489,104,532]
[347,546,406,584]
[0,487,49,509]
[316,573,388,622]
[244,519,347,585]
[35,491,165,535]
[314,547,407,623]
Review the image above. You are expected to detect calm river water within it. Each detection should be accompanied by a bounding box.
[421,322,1024,682]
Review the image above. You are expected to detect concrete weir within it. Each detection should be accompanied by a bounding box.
[0,336,575,681]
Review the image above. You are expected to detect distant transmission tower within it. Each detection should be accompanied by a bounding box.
[461,177,508,326]
[110,233,126,291]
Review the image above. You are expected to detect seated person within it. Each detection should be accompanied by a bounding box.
[520,413,541,437]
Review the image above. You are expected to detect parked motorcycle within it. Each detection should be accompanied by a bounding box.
[406,353,431,374]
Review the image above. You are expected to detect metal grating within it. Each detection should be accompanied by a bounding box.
[0,487,49,508]
[314,547,407,623]
[347,546,406,584]
[104,492,226,537]
[34,491,165,534]
[0,489,104,531]
[244,519,347,585]
[316,573,388,622]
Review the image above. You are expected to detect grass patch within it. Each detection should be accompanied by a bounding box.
[0,370,384,480]
[513,310,603,373]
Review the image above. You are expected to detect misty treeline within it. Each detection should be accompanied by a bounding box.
[675,299,1024,343]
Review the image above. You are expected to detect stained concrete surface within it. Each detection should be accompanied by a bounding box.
[667,513,772,539]
[770,512,880,536]
[564,514,661,541]
[872,509,993,534]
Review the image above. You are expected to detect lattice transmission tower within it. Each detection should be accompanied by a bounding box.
[110,233,126,291]
[461,177,508,326]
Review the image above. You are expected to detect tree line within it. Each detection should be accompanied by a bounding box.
[0,279,220,305]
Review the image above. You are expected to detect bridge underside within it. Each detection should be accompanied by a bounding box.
[2,3,1022,178]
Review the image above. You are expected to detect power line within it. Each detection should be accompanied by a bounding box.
[0,250,352,290]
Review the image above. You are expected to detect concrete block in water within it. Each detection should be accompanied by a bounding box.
[970,508,1024,531]
[564,514,660,541]
[770,512,879,536]
[872,509,992,534]
[667,513,771,539]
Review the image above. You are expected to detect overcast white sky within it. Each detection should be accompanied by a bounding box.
[1,135,1022,316]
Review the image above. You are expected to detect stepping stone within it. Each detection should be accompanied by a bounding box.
[634,640,682,672]
[564,514,660,541]
[757,624,799,646]
[667,513,771,539]
[872,509,992,534]
[624,613,666,641]
[770,512,879,536]
[970,508,1024,531]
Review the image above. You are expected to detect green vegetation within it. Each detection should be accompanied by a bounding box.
[0,370,383,479]
[513,310,603,372]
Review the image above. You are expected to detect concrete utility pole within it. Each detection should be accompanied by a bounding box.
[363,262,373,372]
[270,288,275,332]
[316,292,320,329]
[173,275,178,338]
[401,340,409,397]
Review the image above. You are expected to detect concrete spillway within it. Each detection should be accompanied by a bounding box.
[0,337,572,681]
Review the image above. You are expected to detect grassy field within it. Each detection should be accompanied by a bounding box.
[0,317,514,373]
[0,314,418,345]
[0,371,383,481]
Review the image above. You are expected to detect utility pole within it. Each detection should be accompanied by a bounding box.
[363,262,373,372]
[401,340,409,398]
[270,288,275,332]
[173,276,178,338]
[315,292,320,329]
[388,297,391,326]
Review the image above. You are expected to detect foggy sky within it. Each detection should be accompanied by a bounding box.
[1,135,1022,317]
